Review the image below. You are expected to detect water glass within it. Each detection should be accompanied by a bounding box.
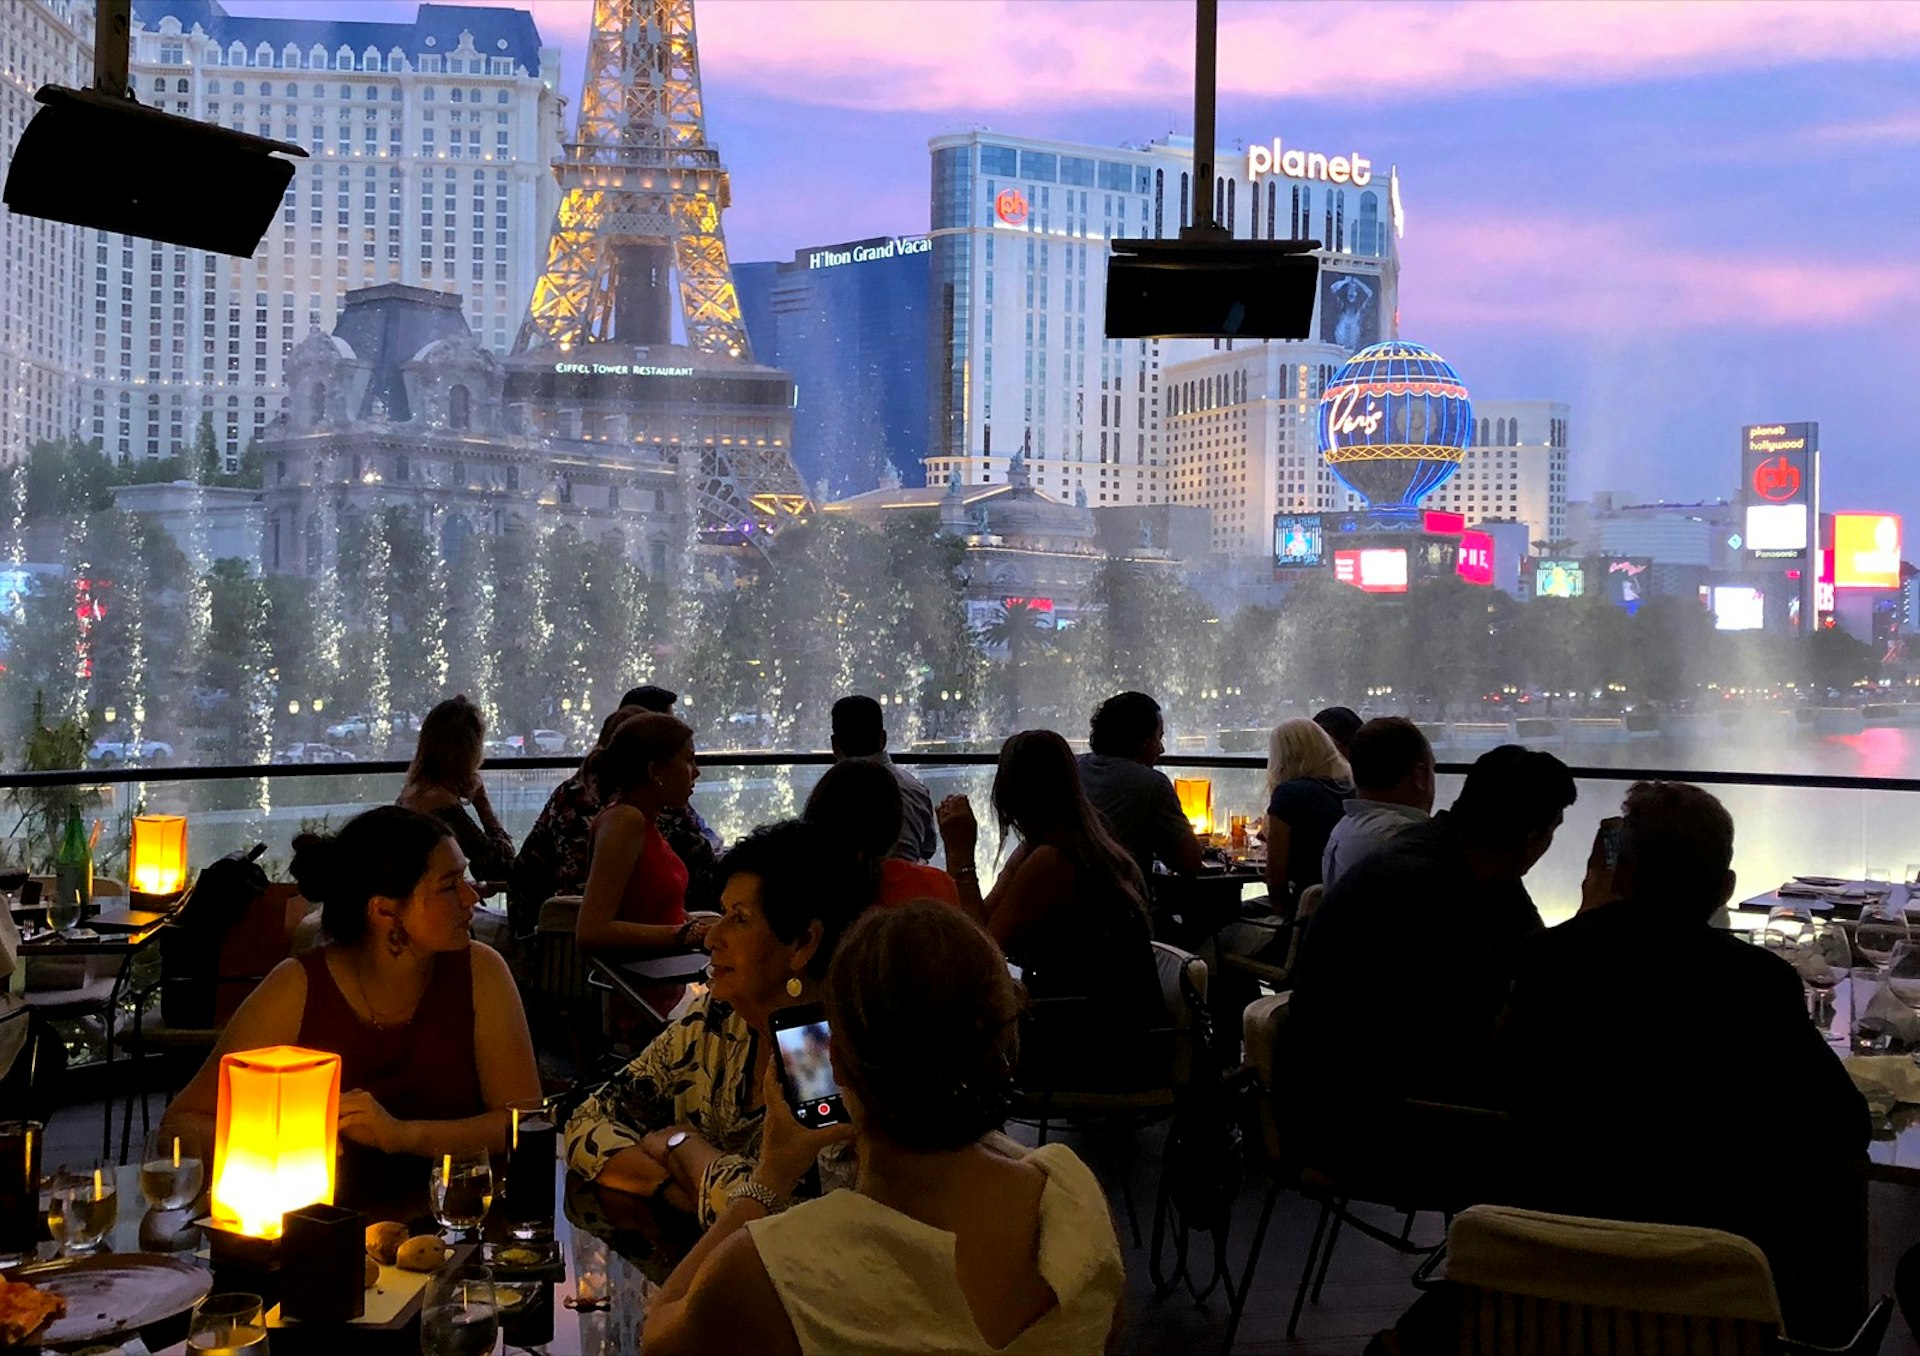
[422,1264,499,1356]
[429,1148,493,1240]
[1849,967,1894,1054]
[49,1162,117,1252]
[140,1126,205,1212]
[1886,942,1920,1063]
[188,1292,268,1354]
[1904,863,1920,887]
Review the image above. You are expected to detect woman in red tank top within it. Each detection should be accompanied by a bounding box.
[160,807,542,1214]
[576,713,705,954]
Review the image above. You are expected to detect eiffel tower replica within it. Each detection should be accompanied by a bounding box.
[515,0,808,550]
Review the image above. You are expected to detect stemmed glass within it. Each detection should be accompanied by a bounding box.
[429,1148,493,1242]
[1761,907,1850,1034]
[1884,942,1920,1066]
[421,1263,499,1356]
[1856,905,1910,973]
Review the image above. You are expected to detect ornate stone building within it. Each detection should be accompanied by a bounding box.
[257,283,682,577]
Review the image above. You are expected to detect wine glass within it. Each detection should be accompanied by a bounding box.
[140,1127,205,1212]
[188,1292,268,1354]
[1886,942,1920,1057]
[429,1148,493,1241]
[1856,905,1910,972]
[1793,919,1851,1038]
[49,1161,116,1253]
[421,1264,498,1356]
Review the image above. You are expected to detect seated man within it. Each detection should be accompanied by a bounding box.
[830,695,938,864]
[1499,781,1869,1341]
[1075,691,1203,881]
[1322,717,1435,889]
[1284,745,1576,1189]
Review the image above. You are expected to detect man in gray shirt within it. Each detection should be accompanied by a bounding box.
[830,695,937,863]
[1321,716,1435,889]
[1075,691,1203,880]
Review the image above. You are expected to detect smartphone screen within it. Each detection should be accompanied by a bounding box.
[772,1014,848,1127]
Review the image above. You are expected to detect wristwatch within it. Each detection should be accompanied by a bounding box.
[663,1129,689,1164]
[726,1180,785,1214]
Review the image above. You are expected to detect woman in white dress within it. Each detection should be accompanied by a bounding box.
[641,899,1127,1356]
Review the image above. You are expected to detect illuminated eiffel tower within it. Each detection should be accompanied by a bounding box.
[516,0,808,546]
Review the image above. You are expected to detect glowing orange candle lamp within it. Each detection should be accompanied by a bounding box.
[210,1046,340,1239]
[1173,777,1215,836]
[130,814,188,896]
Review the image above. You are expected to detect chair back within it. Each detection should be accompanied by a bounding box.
[1241,991,1291,1164]
[532,896,590,1006]
[1150,940,1208,1094]
[1296,884,1324,920]
[1446,1204,1783,1356]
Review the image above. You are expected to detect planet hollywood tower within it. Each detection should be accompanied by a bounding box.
[506,0,808,555]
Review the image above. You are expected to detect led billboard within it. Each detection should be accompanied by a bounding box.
[1534,559,1585,599]
[1741,423,1815,507]
[1333,547,1408,594]
[1273,513,1326,568]
[1456,531,1494,586]
[1602,557,1652,614]
[1744,503,1808,555]
[1710,585,1766,631]
[1833,513,1902,589]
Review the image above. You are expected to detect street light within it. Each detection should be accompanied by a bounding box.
[287,700,301,715]
[103,707,117,723]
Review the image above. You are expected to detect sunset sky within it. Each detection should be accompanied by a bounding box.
[224,0,1920,513]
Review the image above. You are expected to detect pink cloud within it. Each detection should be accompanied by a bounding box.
[498,0,1920,113]
[1402,210,1920,334]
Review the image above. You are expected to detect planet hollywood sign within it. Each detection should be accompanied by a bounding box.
[806,235,931,271]
[1247,137,1373,187]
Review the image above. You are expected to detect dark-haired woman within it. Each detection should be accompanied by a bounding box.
[160,806,540,1210]
[641,901,1126,1356]
[397,695,515,890]
[937,730,1160,1037]
[803,760,959,911]
[564,822,862,1226]
[575,712,702,954]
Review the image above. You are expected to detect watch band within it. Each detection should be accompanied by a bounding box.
[726,1180,785,1214]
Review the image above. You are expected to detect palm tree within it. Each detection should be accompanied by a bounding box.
[978,600,1056,728]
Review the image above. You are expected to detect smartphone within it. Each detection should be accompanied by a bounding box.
[1599,819,1623,869]
[768,1002,850,1128]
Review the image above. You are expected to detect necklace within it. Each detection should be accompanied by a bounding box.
[345,951,425,1030]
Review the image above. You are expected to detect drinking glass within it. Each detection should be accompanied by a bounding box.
[1867,867,1893,885]
[1794,919,1851,1037]
[140,1127,205,1212]
[1856,905,1910,972]
[1904,863,1920,886]
[49,1162,116,1252]
[429,1148,493,1240]
[421,1264,499,1356]
[1885,942,1920,1065]
[46,890,79,937]
[0,1120,41,1265]
[188,1292,268,1354]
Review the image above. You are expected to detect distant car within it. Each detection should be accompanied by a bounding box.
[483,738,521,760]
[86,738,173,765]
[503,730,568,756]
[283,742,351,764]
[324,716,371,741]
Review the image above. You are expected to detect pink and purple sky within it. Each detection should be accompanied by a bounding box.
[225,0,1920,514]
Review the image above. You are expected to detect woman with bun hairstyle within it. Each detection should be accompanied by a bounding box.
[160,806,540,1208]
[575,711,705,954]
[641,900,1126,1355]
[397,695,516,889]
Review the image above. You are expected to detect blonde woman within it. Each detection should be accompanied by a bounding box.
[1263,717,1353,908]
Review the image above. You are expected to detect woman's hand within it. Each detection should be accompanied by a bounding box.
[753,1059,854,1198]
[936,794,978,862]
[465,772,490,805]
[336,1089,411,1154]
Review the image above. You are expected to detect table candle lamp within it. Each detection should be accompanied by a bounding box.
[1174,777,1215,836]
[209,1045,339,1268]
[129,814,188,900]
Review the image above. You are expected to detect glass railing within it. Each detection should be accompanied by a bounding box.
[4,755,1918,924]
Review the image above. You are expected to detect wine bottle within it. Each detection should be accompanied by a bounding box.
[53,804,92,921]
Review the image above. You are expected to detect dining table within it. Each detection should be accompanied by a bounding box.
[15,1149,700,1355]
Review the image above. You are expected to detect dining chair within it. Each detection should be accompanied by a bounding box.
[529,896,605,1076]
[1442,1204,1893,1356]
[1008,941,1209,1248]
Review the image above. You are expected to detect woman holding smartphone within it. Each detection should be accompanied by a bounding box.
[564,821,864,1224]
[642,901,1127,1355]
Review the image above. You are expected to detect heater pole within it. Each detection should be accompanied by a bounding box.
[94,0,131,99]
[1189,0,1223,238]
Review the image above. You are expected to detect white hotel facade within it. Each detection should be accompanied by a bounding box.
[0,0,563,470]
[925,128,1401,518]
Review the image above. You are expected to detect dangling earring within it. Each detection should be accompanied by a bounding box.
[785,976,803,998]
[387,921,409,959]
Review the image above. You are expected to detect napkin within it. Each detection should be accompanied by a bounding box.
[1845,1056,1920,1115]
[1858,984,1920,1044]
